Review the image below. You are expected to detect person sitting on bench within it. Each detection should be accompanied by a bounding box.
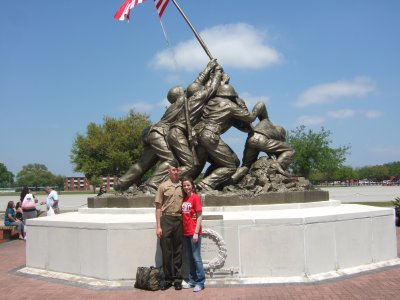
[4,201,24,240]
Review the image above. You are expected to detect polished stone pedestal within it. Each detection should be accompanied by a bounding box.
[25,199,398,284]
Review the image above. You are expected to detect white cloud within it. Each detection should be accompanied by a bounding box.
[152,23,282,71]
[364,110,383,119]
[118,99,168,114]
[296,115,326,126]
[294,77,375,107]
[327,109,355,119]
[296,108,383,126]
[238,92,270,109]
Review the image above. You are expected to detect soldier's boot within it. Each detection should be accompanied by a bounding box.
[196,181,213,192]
[138,184,157,195]
[113,179,132,192]
[231,166,249,183]
[270,162,292,177]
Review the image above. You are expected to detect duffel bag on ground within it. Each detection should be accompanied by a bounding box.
[134,266,164,291]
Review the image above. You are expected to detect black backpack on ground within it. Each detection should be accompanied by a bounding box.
[134,266,165,291]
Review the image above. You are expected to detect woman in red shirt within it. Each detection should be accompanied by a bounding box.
[181,177,205,292]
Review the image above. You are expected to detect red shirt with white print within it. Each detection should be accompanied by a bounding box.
[181,193,202,236]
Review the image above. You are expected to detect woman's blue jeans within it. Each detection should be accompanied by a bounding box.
[184,235,205,287]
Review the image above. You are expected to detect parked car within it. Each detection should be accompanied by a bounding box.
[383,179,399,186]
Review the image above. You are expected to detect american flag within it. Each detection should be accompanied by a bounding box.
[114,0,146,21]
[114,0,170,21]
[153,0,170,18]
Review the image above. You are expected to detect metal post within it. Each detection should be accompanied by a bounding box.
[170,0,213,60]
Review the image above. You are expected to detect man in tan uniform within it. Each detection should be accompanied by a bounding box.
[155,159,184,290]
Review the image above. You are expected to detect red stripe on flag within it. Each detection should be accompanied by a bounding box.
[154,0,170,18]
[114,0,146,21]
[114,0,132,20]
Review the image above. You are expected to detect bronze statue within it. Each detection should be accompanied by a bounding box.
[108,0,312,196]
[113,59,304,195]
[194,83,267,191]
[114,88,185,193]
[242,118,295,177]
[167,59,223,179]
[230,116,295,185]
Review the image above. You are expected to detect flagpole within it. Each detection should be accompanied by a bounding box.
[158,18,180,71]
[170,0,213,60]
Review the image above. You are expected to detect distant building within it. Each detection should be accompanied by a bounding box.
[99,175,118,190]
[64,176,118,191]
[64,177,90,191]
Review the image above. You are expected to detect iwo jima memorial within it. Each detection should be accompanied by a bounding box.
[23,0,398,285]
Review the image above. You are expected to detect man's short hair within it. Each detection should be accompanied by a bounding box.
[169,158,180,168]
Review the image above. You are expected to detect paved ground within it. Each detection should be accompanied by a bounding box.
[0,228,399,299]
[0,193,96,212]
[322,185,400,203]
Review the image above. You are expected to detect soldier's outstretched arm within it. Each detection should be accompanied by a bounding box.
[202,65,223,99]
[230,101,257,124]
[195,58,218,85]
[236,97,249,111]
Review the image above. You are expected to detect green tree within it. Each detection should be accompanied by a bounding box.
[0,163,14,187]
[357,166,371,179]
[90,175,100,193]
[357,165,389,181]
[372,165,390,181]
[334,166,357,181]
[16,163,61,188]
[287,126,350,178]
[53,175,65,191]
[385,161,400,178]
[308,170,325,182]
[71,110,152,178]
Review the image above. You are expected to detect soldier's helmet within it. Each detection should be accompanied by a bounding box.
[186,82,203,98]
[167,86,184,104]
[216,84,238,98]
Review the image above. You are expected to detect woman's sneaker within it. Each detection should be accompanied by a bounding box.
[193,285,204,292]
[182,282,195,289]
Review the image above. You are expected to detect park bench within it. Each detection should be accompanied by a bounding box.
[0,225,17,240]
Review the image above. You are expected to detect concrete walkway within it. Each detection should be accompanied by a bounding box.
[0,228,399,299]
[322,185,400,203]
[0,193,96,212]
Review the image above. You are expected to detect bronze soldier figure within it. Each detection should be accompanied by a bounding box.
[194,84,267,191]
[114,88,185,192]
[167,59,223,179]
[241,117,295,177]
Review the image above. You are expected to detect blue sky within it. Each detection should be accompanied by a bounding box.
[1,0,399,177]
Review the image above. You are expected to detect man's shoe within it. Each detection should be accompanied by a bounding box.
[174,281,182,290]
[193,285,204,292]
[161,282,172,290]
[182,282,194,289]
